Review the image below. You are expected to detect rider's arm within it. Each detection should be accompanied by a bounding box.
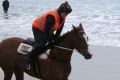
[44,15,55,41]
[54,23,64,41]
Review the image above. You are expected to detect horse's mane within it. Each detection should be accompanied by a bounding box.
[55,29,74,45]
[59,32,69,41]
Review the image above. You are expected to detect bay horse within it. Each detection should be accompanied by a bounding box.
[0,23,92,80]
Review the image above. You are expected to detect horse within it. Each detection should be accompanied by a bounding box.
[0,23,92,80]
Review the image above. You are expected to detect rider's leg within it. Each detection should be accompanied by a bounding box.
[24,27,47,69]
[24,45,47,69]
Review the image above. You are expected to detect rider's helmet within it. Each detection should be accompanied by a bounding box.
[58,1,72,14]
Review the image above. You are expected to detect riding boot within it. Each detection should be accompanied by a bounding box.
[24,46,47,69]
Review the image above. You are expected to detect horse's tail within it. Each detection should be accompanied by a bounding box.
[0,39,10,57]
[0,41,3,55]
[0,40,4,64]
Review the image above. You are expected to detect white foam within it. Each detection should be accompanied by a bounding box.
[0,0,120,47]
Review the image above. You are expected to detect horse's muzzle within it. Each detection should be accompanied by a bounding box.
[84,53,92,59]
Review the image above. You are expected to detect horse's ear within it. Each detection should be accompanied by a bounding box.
[79,23,82,27]
[72,24,77,30]
[79,23,84,31]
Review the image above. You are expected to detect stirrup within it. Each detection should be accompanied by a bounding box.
[26,64,31,70]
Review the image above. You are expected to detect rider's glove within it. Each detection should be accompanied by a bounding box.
[46,40,55,49]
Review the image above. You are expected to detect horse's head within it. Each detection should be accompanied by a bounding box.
[70,23,92,59]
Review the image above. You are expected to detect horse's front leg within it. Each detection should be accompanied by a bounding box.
[42,72,68,80]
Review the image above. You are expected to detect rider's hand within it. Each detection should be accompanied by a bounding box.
[46,40,55,49]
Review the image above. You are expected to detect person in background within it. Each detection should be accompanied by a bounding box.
[2,0,9,15]
[24,1,72,69]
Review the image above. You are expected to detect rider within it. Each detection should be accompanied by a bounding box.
[25,1,72,69]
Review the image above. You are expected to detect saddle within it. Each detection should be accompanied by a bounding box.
[26,38,35,45]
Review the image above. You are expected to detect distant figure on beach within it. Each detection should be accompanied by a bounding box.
[2,0,9,16]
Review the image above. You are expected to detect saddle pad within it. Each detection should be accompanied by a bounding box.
[17,43,50,60]
[17,43,33,55]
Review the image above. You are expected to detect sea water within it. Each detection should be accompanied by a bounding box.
[0,0,120,47]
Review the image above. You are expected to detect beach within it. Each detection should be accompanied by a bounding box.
[70,45,120,80]
[0,45,120,80]
[0,0,120,79]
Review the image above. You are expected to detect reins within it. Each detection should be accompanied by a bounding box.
[55,46,73,51]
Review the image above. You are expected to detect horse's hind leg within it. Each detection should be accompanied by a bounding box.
[14,65,24,80]
[14,70,24,80]
[1,65,14,80]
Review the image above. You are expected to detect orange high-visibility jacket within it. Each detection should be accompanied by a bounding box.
[32,9,65,32]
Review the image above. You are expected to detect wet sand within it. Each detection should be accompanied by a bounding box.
[0,45,120,80]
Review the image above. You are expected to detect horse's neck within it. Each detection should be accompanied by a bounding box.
[57,38,73,50]
[58,33,74,48]
[50,34,74,62]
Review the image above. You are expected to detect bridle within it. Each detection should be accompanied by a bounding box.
[54,30,86,52]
